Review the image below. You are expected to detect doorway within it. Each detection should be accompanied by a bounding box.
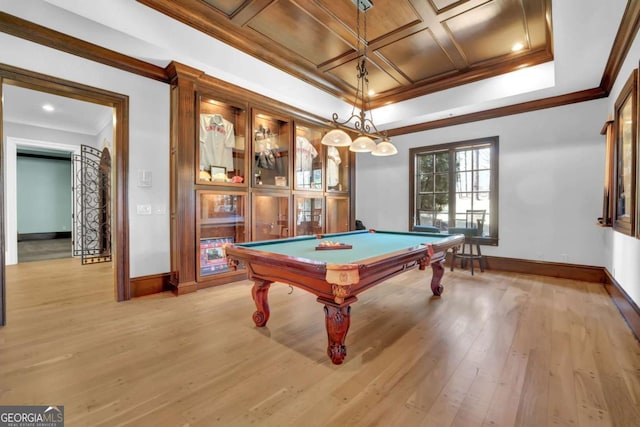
[0,64,131,326]
[6,137,81,265]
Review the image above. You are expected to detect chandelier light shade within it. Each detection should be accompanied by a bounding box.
[350,134,376,152]
[320,128,352,146]
[320,0,397,157]
[371,138,398,156]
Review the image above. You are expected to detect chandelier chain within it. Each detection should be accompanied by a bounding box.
[355,2,374,135]
[320,0,397,155]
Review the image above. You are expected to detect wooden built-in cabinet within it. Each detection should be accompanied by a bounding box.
[294,195,324,236]
[326,195,351,233]
[166,61,355,294]
[252,192,290,240]
[253,110,291,187]
[325,145,350,193]
[196,191,247,281]
[197,96,247,184]
[294,125,323,190]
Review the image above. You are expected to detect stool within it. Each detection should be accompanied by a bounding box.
[448,227,484,275]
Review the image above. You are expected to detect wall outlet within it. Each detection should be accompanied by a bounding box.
[560,253,568,262]
[136,204,152,215]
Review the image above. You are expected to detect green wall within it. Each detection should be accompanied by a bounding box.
[17,155,72,234]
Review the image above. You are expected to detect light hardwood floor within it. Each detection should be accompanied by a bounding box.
[1,258,639,426]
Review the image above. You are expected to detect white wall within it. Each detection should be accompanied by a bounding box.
[95,116,113,152]
[356,98,609,268]
[17,155,71,233]
[604,24,640,306]
[4,121,95,147]
[1,32,170,278]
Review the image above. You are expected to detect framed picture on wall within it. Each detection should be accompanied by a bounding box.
[199,237,233,276]
[613,69,637,236]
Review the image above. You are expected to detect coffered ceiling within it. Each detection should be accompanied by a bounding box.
[0,0,631,134]
[137,0,553,108]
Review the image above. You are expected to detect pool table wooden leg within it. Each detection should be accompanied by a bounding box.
[251,279,272,327]
[323,303,351,365]
[430,259,445,296]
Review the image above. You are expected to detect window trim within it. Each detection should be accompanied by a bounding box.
[598,119,615,227]
[612,69,637,236]
[409,136,499,245]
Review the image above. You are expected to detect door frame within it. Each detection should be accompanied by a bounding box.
[0,64,130,326]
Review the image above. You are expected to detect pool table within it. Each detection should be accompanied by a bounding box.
[225,229,464,364]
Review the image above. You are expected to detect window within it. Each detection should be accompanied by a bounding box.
[410,137,499,245]
[611,69,637,236]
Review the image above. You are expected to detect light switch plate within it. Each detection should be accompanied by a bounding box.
[137,170,152,187]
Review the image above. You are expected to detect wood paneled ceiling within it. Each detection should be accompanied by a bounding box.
[137,0,553,108]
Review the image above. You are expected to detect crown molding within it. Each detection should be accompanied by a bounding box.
[387,87,607,136]
[0,12,169,83]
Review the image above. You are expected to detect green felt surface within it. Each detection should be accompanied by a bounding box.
[235,231,446,264]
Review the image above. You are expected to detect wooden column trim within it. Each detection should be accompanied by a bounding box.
[166,61,199,295]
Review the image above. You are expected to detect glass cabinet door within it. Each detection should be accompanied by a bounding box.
[197,191,247,278]
[326,196,350,233]
[326,145,350,192]
[294,125,323,190]
[198,96,247,185]
[253,111,290,187]
[295,196,323,236]
[252,194,290,241]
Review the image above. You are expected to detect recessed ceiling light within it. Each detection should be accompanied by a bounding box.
[42,104,55,112]
[368,89,376,96]
[511,42,524,52]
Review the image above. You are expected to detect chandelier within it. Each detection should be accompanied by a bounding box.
[320,0,398,156]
